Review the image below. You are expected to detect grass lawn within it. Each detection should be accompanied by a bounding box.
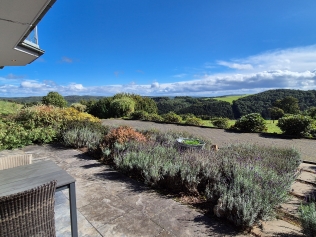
[212,95,249,104]
[0,100,23,116]
[201,119,282,134]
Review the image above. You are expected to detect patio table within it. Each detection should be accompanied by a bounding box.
[0,160,78,237]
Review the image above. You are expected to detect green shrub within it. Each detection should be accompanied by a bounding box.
[70,103,86,112]
[181,113,195,120]
[0,121,33,150]
[29,127,58,144]
[277,115,314,136]
[212,117,230,129]
[130,110,149,120]
[185,117,203,126]
[110,97,135,117]
[146,113,163,122]
[233,113,267,132]
[162,112,182,123]
[300,201,316,237]
[0,105,100,150]
[0,119,57,150]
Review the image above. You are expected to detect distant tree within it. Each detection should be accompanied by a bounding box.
[269,107,284,123]
[110,97,135,117]
[112,93,158,114]
[42,91,67,108]
[273,96,300,114]
[87,98,112,118]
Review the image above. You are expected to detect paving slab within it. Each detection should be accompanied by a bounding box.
[297,170,316,184]
[291,181,316,198]
[97,209,163,237]
[299,162,316,173]
[279,196,302,218]
[251,219,303,237]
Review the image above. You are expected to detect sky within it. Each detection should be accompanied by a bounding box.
[1,0,316,97]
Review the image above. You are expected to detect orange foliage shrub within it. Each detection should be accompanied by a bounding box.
[103,126,147,147]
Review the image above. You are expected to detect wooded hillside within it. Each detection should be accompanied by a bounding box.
[232,89,316,118]
[2,89,316,119]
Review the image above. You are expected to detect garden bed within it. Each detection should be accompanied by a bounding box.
[94,127,301,229]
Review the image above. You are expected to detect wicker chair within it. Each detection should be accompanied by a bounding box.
[0,180,57,237]
[0,154,33,170]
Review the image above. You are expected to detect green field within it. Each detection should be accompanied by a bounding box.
[213,95,249,104]
[202,119,282,134]
[0,100,23,116]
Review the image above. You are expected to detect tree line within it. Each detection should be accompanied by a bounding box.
[2,89,316,119]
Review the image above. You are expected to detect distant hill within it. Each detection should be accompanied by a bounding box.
[232,89,316,118]
[1,89,316,119]
[0,95,106,105]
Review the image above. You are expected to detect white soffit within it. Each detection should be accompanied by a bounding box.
[0,0,56,67]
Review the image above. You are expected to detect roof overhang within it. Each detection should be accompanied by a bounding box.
[0,0,56,68]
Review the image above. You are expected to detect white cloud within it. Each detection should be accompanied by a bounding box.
[151,82,159,88]
[68,83,84,90]
[21,81,44,89]
[173,73,187,78]
[217,45,316,73]
[1,45,316,97]
[217,61,253,70]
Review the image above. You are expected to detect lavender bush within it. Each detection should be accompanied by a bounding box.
[112,130,300,228]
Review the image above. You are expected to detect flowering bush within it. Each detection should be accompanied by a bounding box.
[103,126,147,145]
[100,126,147,160]
[0,105,101,150]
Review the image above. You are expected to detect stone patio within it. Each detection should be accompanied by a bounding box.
[1,118,311,236]
[21,144,252,237]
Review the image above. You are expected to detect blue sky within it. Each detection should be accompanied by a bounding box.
[1,0,316,97]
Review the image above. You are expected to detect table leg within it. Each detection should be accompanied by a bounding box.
[69,182,78,237]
